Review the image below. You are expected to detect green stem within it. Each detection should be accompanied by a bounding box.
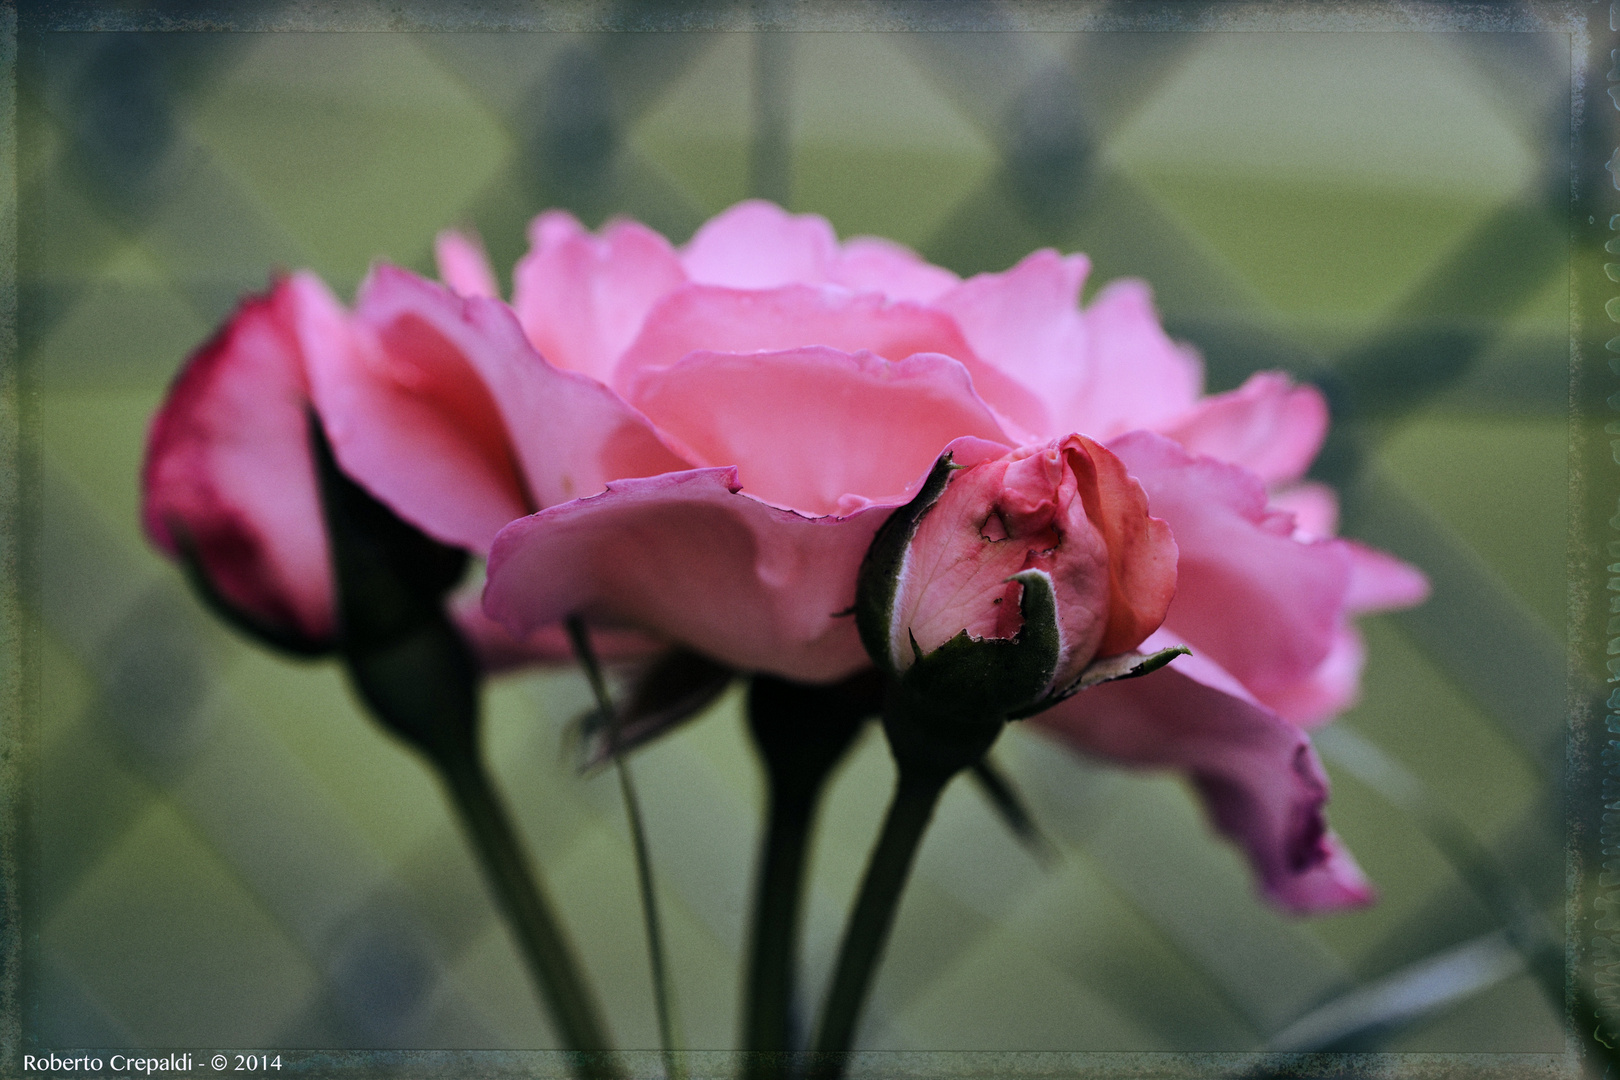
[435,742,622,1079]
[811,769,950,1075]
[742,782,816,1073]
[568,617,683,1080]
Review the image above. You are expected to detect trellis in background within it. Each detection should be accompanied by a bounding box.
[11,2,1591,1069]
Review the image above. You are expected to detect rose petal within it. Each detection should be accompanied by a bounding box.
[1270,482,1339,541]
[935,249,1092,421]
[1033,662,1375,914]
[1066,279,1204,440]
[681,200,841,288]
[832,236,960,303]
[511,209,687,383]
[1164,372,1329,485]
[448,589,667,673]
[142,274,336,643]
[1343,540,1430,613]
[435,229,501,300]
[616,283,1049,437]
[313,266,689,554]
[483,468,888,681]
[1108,431,1352,712]
[625,347,1013,516]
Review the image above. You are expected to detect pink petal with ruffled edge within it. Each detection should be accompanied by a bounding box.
[310,266,688,554]
[935,249,1092,425]
[1108,431,1352,713]
[435,229,501,300]
[681,200,841,289]
[1065,279,1204,440]
[1164,372,1329,485]
[510,210,687,384]
[625,347,1013,516]
[1032,653,1375,915]
[448,590,667,673]
[484,470,883,681]
[142,274,338,644]
[484,439,1012,681]
[615,283,1049,438]
[831,236,960,303]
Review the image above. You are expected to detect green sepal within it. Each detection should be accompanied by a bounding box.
[309,411,478,760]
[853,451,960,673]
[883,568,1062,780]
[1008,644,1190,721]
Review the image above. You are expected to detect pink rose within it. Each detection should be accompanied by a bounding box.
[142,199,1427,913]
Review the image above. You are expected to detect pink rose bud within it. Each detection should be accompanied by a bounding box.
[857,435,1181,734]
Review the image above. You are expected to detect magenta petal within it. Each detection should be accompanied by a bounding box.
[142,274,337,644]
[681,200,841,288]
[616,283,1049,436]
[511,209,686,383]
[435,229,501,300]
[626,347,1013,516]
[483,469,888,682]
[1108,431,1353,713]
[1033,664,1375,915]
[1164,372,1330,485]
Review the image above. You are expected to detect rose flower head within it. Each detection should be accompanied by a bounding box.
[857,436,1180,761]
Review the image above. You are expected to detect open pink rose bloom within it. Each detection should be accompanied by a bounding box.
[143,199,1428,916]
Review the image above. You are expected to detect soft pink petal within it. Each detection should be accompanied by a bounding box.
[1163,372,1329,485]
[483,469,889,682]
[325,266,689,552]
[681,200,840,288]
[448,590,667,673]
[831,236,960,303]
[1065,279,1204,440]
[1343,541,1430,613]
[625,347,1013,516]
[305,268,533,553]
[142,274,338,644]
[1107,432,1352,713]
[1270,482,1339,541]
[1033,663,1375,915]
[511,209,687,383]
[1266,627,1368,727]
[615,283,1049,437]
[935,249,1091,426]
[435,229,501,300]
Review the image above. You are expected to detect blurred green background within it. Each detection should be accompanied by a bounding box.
[15,10,1586,1070]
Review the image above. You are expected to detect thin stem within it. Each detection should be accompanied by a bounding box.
[742,783,815,1073]
[811,769,950,1076]
[568,617,684,1080]
[435,742,622,1079]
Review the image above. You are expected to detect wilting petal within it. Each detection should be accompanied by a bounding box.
[1108,431,1351,713]
[1164,372,1329,485]
[1033,659,1375,914]
[435,229,501,300]
[1065,279,1204,440]
[142,274,338,645]
[831,236,960,303]
[616,283,1048,437]
[681,200,841,289]
[483,469,891,682]
[315,266,689,553]
[935,249,1091,425]
[510,210,687,383]
[626,347,1013,516]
